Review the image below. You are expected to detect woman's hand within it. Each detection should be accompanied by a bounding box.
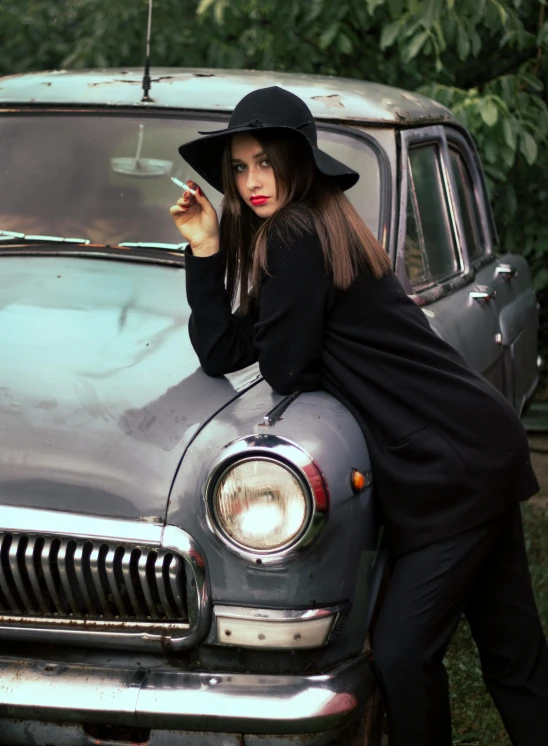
[170,180,220,256]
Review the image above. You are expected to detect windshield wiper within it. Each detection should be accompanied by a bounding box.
[0,230,90,244]
[0,231,187,252]
[119,241,187,251]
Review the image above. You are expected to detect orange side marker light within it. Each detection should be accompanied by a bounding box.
[351,469,366,493]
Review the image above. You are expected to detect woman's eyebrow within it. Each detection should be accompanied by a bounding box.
[231,151,266,163]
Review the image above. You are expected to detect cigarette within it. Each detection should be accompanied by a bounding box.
[171,176,197,195]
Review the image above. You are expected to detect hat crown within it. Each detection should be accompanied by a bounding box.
[178,85,359,194]
[228,86,317,146]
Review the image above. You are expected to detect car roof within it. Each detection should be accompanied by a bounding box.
[0,67,456,126]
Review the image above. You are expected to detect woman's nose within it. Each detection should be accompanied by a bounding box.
[246,166,262,190]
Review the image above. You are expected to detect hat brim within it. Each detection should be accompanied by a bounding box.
[178,124,359,194]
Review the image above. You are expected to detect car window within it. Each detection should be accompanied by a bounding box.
[317,127,381,238]
[404,165,430,285]
[449,148,485,262]
[404,144,461,289]
[0,114,382,247]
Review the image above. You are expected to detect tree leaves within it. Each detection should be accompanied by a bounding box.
[319,22,339,50]
[480,98,499,126]
[457,25,471,60]
[503,116,518,149]
[380,19,401,49]
[520,130,539,165]
[404,30,429,61]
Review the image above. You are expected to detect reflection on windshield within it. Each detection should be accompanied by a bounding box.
[0,115,380,247]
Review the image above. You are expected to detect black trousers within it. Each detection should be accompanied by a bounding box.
[373,504,548,746]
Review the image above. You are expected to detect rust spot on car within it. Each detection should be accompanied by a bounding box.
[88,76,174,88]
[311,94,345,109]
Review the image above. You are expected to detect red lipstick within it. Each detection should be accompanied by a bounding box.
[250,196,269,206]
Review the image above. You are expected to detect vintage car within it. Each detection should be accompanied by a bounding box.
[0,67,539,746]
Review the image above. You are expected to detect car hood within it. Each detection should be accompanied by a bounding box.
[0,253,261,520]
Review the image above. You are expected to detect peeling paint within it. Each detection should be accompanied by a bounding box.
[88,76,174,88]
[311,94,345,109]
[0,68,456,125]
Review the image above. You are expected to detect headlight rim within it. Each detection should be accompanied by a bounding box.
[204,435,329,565]
[210,454,313,555]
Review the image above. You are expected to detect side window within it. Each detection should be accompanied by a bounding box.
[449,148,485,261]
[404,144,461,289]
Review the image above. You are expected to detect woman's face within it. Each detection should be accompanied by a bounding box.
[230,134,284,218]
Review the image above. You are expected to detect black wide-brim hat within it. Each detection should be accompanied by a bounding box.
[178,86,360,194]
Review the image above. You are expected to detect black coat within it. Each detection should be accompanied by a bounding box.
[184,223,538,555]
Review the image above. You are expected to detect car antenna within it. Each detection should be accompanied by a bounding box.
[141,0,154,102]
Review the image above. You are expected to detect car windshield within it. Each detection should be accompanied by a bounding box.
[0,114,382,247]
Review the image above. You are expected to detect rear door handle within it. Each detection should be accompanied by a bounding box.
[496,263,518,279]
[470,285,497,302]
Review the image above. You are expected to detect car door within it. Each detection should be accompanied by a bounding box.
[395,125,506,394]
[444,128,539,414]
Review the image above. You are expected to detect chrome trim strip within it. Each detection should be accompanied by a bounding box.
[58,539,80,615]
[161,525,211,650]
[105,544,126,616]
[0,510,211,651]
[0,653,376,734]
[204,434,329,565]
[0,615,190,632]
[214,604,343,621]
[26,536,49,614]
[138,551,158,619]
[155,552,175,618]
[121,548,144,618]
[0,505,163,545]
[10,537,33,612]
[89,544,110,615]
[73,542,95,615]
[0,626,192,651]
[42,538,64,614]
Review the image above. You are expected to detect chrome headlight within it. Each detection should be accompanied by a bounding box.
[212,457,311,552]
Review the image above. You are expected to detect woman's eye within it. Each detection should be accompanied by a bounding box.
[233,163,246,173]
[260,158,271,168]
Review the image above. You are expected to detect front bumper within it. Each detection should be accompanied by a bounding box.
[0,652,377,745]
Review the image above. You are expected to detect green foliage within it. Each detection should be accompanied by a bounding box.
[0,0,547,375]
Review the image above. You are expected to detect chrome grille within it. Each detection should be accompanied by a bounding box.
[0,532,188,623]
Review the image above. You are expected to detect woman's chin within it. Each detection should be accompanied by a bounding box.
[251,203,279,218]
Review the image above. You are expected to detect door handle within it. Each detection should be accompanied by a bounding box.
[470,285,496,302]
[496,263,518,279]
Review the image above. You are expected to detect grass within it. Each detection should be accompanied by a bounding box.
[446,501,548,745]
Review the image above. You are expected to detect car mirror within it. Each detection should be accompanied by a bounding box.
[110,123,173,177]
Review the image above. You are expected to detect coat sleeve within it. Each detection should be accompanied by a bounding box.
[185,247,259,375]
[184,228,331,392]
[253,225,331,394]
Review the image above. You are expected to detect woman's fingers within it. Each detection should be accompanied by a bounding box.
[192,184,217,218]
[177,191,195,207]
[169,180,219,245]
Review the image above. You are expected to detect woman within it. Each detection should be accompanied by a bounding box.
[170,86,548,746]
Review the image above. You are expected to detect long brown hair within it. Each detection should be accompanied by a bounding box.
[220,130,391,314]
